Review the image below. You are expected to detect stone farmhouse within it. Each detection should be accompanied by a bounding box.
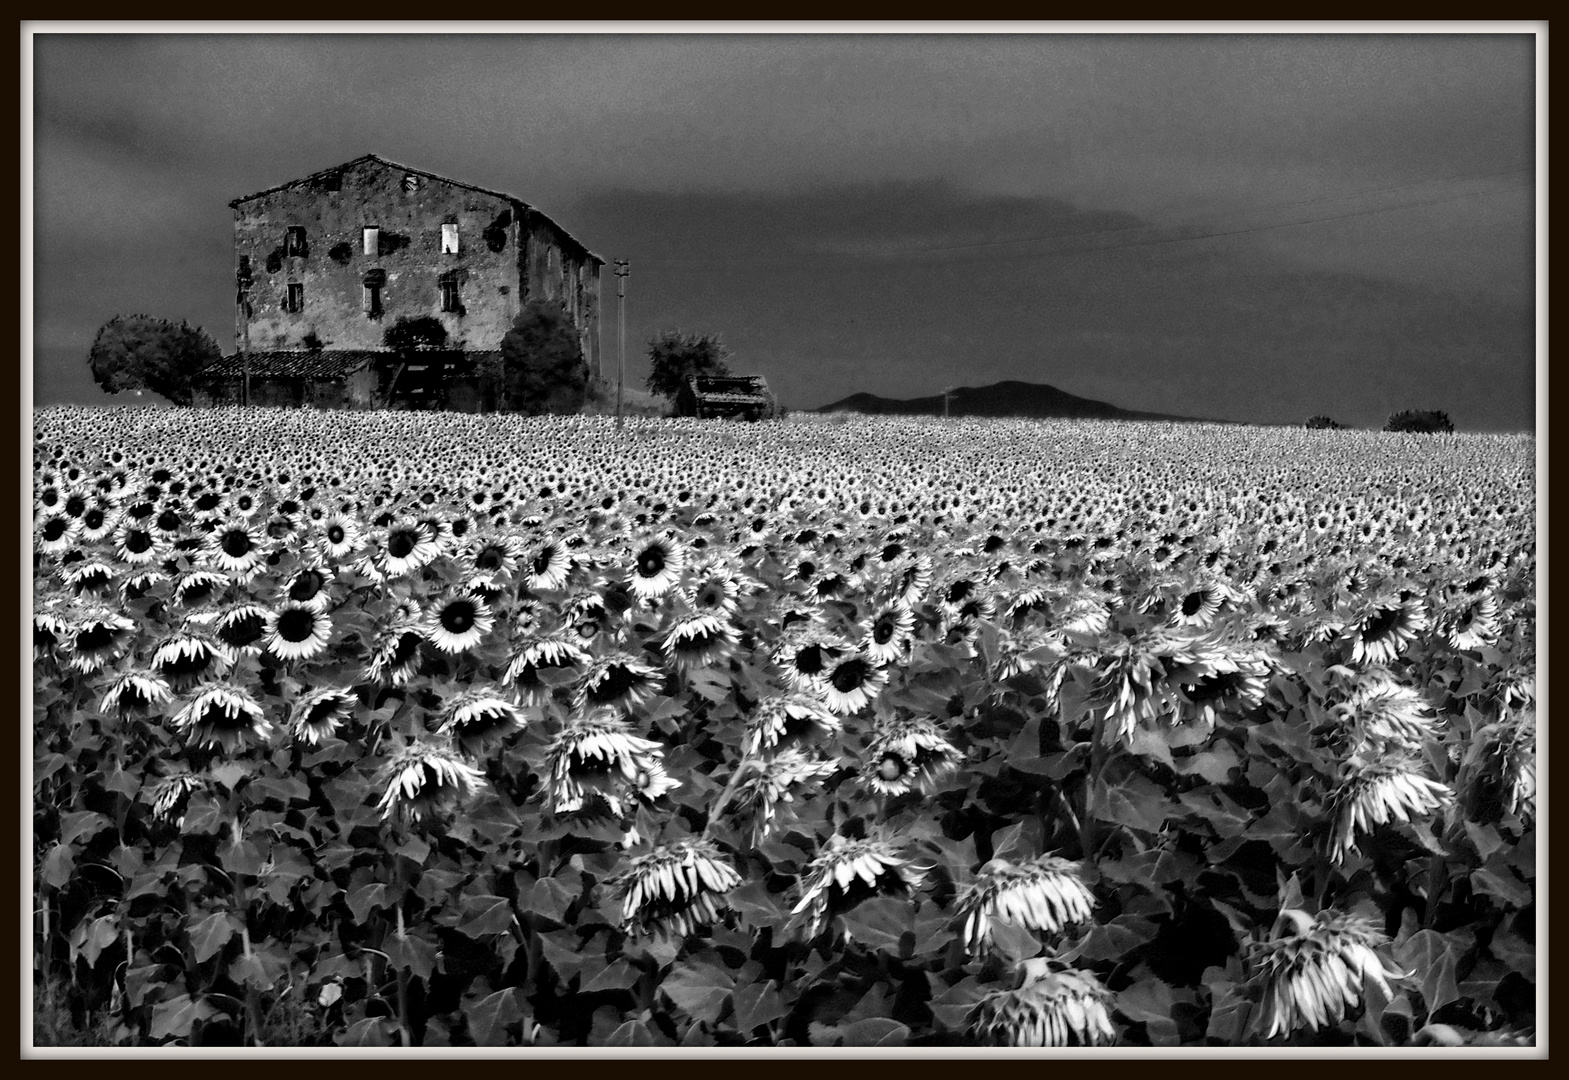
[197,154,603,410]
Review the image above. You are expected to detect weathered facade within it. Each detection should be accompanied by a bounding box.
[206,154,603,408]
[676,374,778,420]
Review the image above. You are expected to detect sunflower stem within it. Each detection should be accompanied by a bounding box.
[1081,713,1108,863]
[1422,854,1445,928]
[700,751,756,842]
[394,859,413,1047]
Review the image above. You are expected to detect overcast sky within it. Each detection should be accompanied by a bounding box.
[29,29,1539,428]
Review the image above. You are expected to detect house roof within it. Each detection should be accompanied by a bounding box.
[202,349,503,380]
[228,153,603,264]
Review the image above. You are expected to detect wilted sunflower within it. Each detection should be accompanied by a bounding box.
[954,857,1097,956]
[423,592,495,654]
[612,839,743,939]
[148,773,204,827]
[860,717,963,797]
[1325,757,1452,864]
[627,534,686,601]
[1348,594,1428,666]
[543,709,679,815]
[574,652,665,712]
[32,608,71,663]
[662,611,738,671]
[365,620,427,687]
[504,635,590,706]
[99,671,174,716]
[213,601,270,652]
[61,559,117,598]
[1088,630,1200,745]
[790,834,926,940]
[289,686,359,745]
[743,694,840,756]
[65,607,138,673]
[146,626,228,688]
[172,569,228,609]
[375,741,488,823]
[438,688,526,758]
[1457,709,1535,826]
[264,602,333,662]
[171,683,272,753]
[732,748,840,842]
[1250,908,1409,1040]
[862,600,915,664]
[1173,648,1272,729]
[1338,674,1442,756]
[968,966,1117,1047]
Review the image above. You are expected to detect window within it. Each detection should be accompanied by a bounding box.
[284,226,306,257]
[439,275,460,313]
[403,173,420,192]
[363,227,379,257]
[363,284,382,318]
[322,171,342,192]
[441,223,459,255]
[285,282,304,313]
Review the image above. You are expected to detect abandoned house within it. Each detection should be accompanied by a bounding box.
[196,154,603,410]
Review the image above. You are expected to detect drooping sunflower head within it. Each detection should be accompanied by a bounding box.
[790,834,926,940]
[438,688,527,758]
[375,741,488,823]
[1249,908,1409,1041]
[612,839,744,939]
[170,683,273,754]
[290,686,359,746]
[968,966,1117,1047]
[860,718,963,797]
[954,856,1096,956]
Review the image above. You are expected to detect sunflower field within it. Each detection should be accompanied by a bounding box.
[31,407,1537,1048]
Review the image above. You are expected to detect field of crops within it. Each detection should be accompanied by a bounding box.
[31,406,1537,1048]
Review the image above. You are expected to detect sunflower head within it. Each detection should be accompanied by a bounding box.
[954,856,1096,955]
[612,839,743,939]
[969,966,1117,1047]
[790,834,927,940]
[439,688,527,757]
[1250,908,1410,1040]
[375,741,488,823]
[860,718,963,797]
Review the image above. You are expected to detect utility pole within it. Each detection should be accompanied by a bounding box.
[942,385,956,419]
[613,259,630,430]
[237,260,253,408]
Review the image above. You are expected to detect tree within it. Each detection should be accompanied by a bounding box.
[383,315,449,353]
[1305,415,1344,430]
[1384,409,1455,434]
[496,300,587,414]
[87,314,221,406]
[645,330,731,400]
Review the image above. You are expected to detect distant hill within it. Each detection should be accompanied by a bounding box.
[814,380,1210,422]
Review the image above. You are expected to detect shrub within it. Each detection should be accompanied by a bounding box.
[1384,410,1455,434]
[495,300,587,415]
[645,330,731,401]
[383,316,449,354]
[86,314,222,406]
[1305,415,1344,430]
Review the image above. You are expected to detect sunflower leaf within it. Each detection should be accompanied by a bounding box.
[149,992,223,1042]
[187,909,240,964]
[731,979,786,1034]
[462,982,523,1046]
[660,960,735,1025]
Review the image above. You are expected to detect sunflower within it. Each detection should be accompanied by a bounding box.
[882,553,934,608]
[662,612,739,671]
[860,717,963,797]
[63,608,136,674]
[438,688,526,758]
[423,592,495,654]
[206,517,268,577]
[62,559,117,598]
[627,534,686,601]
[1250,908,1409,1040]
[172,570,228,610]
[212,602,269,652]
[790,834,926,940]
[468,534,522,578]
[375,741,488,823]
[1443,592,1500,652]
[772,629,847,694]
[732,748,840,843]
[36,511,80,555]
[152,627,235,687]
[743,694,841,756]
[504,635,591,706]
[76,498,119,544]
[969,966,1117,1047]
[612,839,744,939]
[118,569,165,603]
[112,519,163,566]
[543,710,680,815]
[365,622,428,687]
[1339,674,1442,756]
[264,602,333,662]
[954,857,1097,956]
[681,565,745,616]
[32,608,70,663]
[289,686,359,745]
[574,652,665,713]
[862,600,915,664]
[1173,648,1272,730]
[1457,709,1535,826]
[1348,594,1428,666]
[1169,577,1227,629]
[99,671,174,716]
[283,564,334,612]
[316,510,362,561]
[524,537,573,592]
[1325,757,1452,864]
[376,518,442,578]
[171,683,272,753]
[148,773,204,827]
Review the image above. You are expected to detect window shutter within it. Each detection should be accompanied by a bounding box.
[364,227,379,257]
[442,223,459,255]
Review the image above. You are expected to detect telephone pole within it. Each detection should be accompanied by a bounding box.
[942,385,956,419]
[613,260,630,430]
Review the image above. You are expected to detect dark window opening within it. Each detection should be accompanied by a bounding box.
[284,226,307,256]
[440,277,461,313]
[363,284,383,318]
[285,282,304,313]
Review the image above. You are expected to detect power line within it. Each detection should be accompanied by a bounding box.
[637,166,1534,273]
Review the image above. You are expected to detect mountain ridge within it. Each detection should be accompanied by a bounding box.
[813,379,1214,422]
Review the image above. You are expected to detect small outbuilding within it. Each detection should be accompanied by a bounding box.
[676,374,778,420]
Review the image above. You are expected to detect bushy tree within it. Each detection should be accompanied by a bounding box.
[495,300,587,415]
[1305,415,1344,430]
[87,314,221,406]
[1384,409,1455,434]
[383,315,449,354]
[645,330,731,400]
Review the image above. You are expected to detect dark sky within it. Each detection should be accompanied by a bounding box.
[29,31,1539,428]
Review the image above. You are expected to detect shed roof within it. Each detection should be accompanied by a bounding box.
[228,153,602,264]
